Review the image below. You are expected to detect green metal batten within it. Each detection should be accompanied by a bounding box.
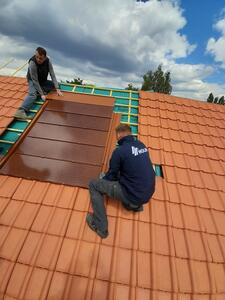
[59,83,139,136]
[154,165,163,177]
[0,98,43,156]
[0,83,139,156]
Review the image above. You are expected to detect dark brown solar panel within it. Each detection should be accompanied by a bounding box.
[0,99,114,187]
[38,111,109,131]
[46,100,112,117]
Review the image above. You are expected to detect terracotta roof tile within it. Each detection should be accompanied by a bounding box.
[0,259,15,295]
[0,227,28,261]
[0,86,224,299]
[182,205,201,231]
[152,223,170,255]
[203,233,224,263]
[190,261,211,293]
[31,206,71,236]
[0,76,27,133]
[0,196,10,215]
[151,199,168,226]
[198,208,218,234]
[152,253,172,291]
[186,230,207,261]
[5,263,52,299]
[205,189,225,211]
[210,263,225,293]
[172,227,188,258]
[167,202,184,228]
[0,176,21,197]
[137,251,151,288]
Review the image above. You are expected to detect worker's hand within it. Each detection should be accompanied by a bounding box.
[41,95,46,101]
[99,172,106,179]
[56,89,63,96]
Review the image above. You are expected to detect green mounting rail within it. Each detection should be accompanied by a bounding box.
[59,83,139,135]
[154,165,163,177]
[0,98,44,156]
[0,83,139,157]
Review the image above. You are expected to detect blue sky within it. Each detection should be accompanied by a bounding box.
[0,0,225,100]
[179,0,225,84]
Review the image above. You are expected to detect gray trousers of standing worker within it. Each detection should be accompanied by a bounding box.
[89,179,130,232]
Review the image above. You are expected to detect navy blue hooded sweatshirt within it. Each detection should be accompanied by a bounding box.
[103,135,155,205]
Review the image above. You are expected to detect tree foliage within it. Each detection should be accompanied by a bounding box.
[141,65,172,94]
[66,77,83,85]
[207,92,225,105]
[218,96,225,105]
[125,83,139,91]
[207,92,214,103]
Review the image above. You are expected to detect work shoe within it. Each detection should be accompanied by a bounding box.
[14,109,28,119]
[86,213,108,239]
[122,202,143,212]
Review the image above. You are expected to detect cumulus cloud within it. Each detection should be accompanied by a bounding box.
[207,15,225,67]
[0,0,223,100]
[0,0,193,73]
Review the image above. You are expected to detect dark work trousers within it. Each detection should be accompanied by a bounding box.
[21,80,55,112]
[89,179,131,232]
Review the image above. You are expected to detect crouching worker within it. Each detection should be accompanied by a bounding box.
[15,46,63,119]
[86,124,156,238]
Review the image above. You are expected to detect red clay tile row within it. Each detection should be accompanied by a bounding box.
[2,261,224,300]
[139,115,225,140]
[0,257,224,298]
[0,175,225,298]
[0,77,27,134]
[0,175,224,217]
[140,91,225,114]
[1,194,224,250]
[141,98,225,123]
[164,166,225,192]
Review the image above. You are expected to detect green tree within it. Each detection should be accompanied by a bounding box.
[125,83,139,91]
[207,93,214,103]
[218,96,225,105]
[214,97,219,104]
[141,65,172,94]
[66,77,83,85]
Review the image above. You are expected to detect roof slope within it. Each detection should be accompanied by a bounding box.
[138,91,225,297]
[0,76,27,134]
[0,78,225,299]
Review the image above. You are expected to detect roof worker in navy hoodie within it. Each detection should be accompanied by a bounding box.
[15,47,63,119]
[86,123,155,238]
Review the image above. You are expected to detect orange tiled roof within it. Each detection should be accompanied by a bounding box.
[0,76,27,134]
[138,91,225,297]
[0,78,225,299]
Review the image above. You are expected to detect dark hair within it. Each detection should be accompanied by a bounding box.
[36,47,47,56]
[115,123,132,134]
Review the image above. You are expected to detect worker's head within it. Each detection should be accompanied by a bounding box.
[35,47,47,64]
[115,124,132,141]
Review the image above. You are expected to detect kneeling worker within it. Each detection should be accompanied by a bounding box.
[15,46,63,119]
[87,123,156,238]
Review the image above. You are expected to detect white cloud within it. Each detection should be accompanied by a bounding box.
[172,79,225,100]
[0,0,223,100]
[207,16,225,67]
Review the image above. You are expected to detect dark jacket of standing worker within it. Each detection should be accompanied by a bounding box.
[104,135,155,205]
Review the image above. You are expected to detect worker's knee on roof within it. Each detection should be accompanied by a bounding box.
[28,92,37,98]
[89,179,97,189]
